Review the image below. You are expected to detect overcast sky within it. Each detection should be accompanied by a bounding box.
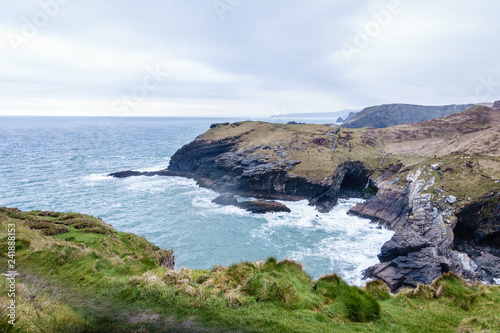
[1,0,499,117]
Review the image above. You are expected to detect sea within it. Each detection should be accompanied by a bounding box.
[0,116,393,285]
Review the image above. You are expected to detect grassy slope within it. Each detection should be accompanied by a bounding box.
[1,208,500,332]
[200,106,500,204]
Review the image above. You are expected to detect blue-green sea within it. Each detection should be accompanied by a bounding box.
[0,116,393,285]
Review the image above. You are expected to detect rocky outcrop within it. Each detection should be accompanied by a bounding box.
[453,193,500,279]
[110,137,375,213]
[212,193,291,214]
[493,100,500,109]
[351,165,498,292]
[342,103,474,128]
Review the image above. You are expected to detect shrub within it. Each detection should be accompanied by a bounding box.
[365,280,391,300]
[315,274,381,322]
[243,272,301,308]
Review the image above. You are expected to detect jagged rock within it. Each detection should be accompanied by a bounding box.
[365,247,448,291]
[349,189,408,231]
[352,170,494,292]
[238,200,291,214]
[453,193,500,279]
[108,170,144,178]
[212,193,291,214]
[447,195,457,204]
[377,232,432,262]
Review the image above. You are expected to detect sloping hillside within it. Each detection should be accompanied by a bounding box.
[342,103,474,128]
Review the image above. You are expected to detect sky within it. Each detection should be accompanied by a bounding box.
[1,0,500,117]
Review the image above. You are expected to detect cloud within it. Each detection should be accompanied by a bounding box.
[1,0,500,117]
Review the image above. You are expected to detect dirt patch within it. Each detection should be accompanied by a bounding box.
[127,313,160,324]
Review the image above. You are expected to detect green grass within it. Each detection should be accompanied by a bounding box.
[1,208,500,332]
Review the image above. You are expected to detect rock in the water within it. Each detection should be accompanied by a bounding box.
[336,117,344,123]
[212,193,291,214]
[238,200,291,214]
[108,170,144,178]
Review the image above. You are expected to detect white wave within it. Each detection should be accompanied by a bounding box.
[124,176,174,192]
[193,193,252,217]
[136,158,171,172]
[192,195,218,208]
[83,173,112,181]
[252,198,393,286]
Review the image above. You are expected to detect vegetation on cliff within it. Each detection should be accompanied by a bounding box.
[1,208,500,332]
[342,103,474,128]
[197,105,500,204]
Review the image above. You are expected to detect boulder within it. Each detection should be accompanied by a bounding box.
[238,200,291,214]
[212,193,291,214]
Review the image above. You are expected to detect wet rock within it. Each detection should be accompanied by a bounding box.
[354,169,496,292]
[349,189,408,231]
[377,232,432,262]
[212,193,291,214]
[108,170,144,178]
[238,200,291,214]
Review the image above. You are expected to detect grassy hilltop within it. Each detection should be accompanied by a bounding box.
[1,208,500,332]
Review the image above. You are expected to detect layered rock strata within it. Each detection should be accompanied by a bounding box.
[351,165,499,291]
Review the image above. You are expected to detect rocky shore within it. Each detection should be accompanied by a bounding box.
[109,105,500,291]
[350,164,499,291]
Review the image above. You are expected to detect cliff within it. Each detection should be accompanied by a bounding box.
[342,103,474,128]
[109,105,500,292]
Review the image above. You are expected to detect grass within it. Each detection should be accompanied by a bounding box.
[1,208,500,332]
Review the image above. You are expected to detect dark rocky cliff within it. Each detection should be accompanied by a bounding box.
[349,165,499,291]
[166,137,375,213]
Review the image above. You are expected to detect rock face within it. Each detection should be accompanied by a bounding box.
[351,166,498,292]
[453,193,500,279]
[342,103,474,128]
[110,136,376,213]
[493,100,500,109]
